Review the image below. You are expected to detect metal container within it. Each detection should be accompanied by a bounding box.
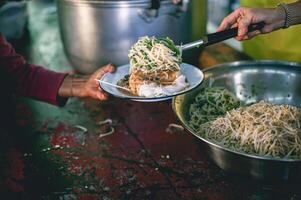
[57,0,207,74]
[173,60,301,182]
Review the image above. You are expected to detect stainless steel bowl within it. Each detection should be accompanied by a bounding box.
[172,60,301,182]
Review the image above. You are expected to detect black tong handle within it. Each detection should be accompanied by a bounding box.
[205,21,265,46]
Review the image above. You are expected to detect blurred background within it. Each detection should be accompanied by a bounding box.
[0,0,240,73]
[1,0,300,74]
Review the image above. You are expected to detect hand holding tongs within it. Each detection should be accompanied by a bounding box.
[180,22,265,51]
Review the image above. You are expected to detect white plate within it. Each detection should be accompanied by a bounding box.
[99,63,204,102]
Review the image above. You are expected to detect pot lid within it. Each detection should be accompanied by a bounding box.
[60,0,172,7]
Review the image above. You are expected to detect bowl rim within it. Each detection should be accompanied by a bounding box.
[172,59,301,163]
[202,59,301,72]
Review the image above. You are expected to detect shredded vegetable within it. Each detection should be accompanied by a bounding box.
[189,87,240,130]
[189,87,301,159]
[128,36,181,74]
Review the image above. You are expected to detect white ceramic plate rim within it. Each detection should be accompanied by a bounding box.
[99,63,204,102]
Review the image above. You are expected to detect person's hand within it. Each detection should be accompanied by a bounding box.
[217,6,286,41]
[172,0,181,4]
[76,64,115,100]
[59,64,115,101]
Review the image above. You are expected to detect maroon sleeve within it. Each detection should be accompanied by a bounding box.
[0,33,68,106]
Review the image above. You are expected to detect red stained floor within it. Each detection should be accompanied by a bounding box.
[1,97,300,200]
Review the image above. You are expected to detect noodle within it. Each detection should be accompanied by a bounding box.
[128,36,181,74]
[189,87,240,130]
[121,36,188,97]
[189,87,301,159]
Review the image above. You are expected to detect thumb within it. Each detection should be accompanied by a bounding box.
[93,64,115,80]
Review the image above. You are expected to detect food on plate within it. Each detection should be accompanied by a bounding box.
[117,36,189,97]
[189,87,301,159]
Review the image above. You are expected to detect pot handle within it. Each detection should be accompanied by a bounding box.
[138,0,160,23]
[150,0,160,9]
[138,0,189,23]
[176,0,189,12]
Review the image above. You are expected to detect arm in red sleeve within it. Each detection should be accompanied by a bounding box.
[0,33,68,106]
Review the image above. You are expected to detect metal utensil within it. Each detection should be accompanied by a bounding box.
[172,60,301,182]
[180,22,265,51]
[96,79,131,92]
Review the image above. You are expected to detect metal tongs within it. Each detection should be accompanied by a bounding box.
[180,22,265,51]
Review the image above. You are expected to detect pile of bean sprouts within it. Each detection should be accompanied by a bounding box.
[189,87,240,130]
[189,87,301,159]
[128,36,181,74]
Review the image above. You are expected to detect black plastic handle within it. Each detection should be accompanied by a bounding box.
[205,22,265,46]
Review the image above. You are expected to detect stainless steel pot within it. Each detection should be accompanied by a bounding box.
[173,60,301,182]
[57,0,207,74]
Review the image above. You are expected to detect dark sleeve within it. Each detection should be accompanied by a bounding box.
[0,33,68,106]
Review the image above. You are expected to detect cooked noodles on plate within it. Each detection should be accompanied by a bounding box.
[99,36,204,102]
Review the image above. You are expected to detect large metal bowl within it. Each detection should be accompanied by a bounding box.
[172,60,301,182]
